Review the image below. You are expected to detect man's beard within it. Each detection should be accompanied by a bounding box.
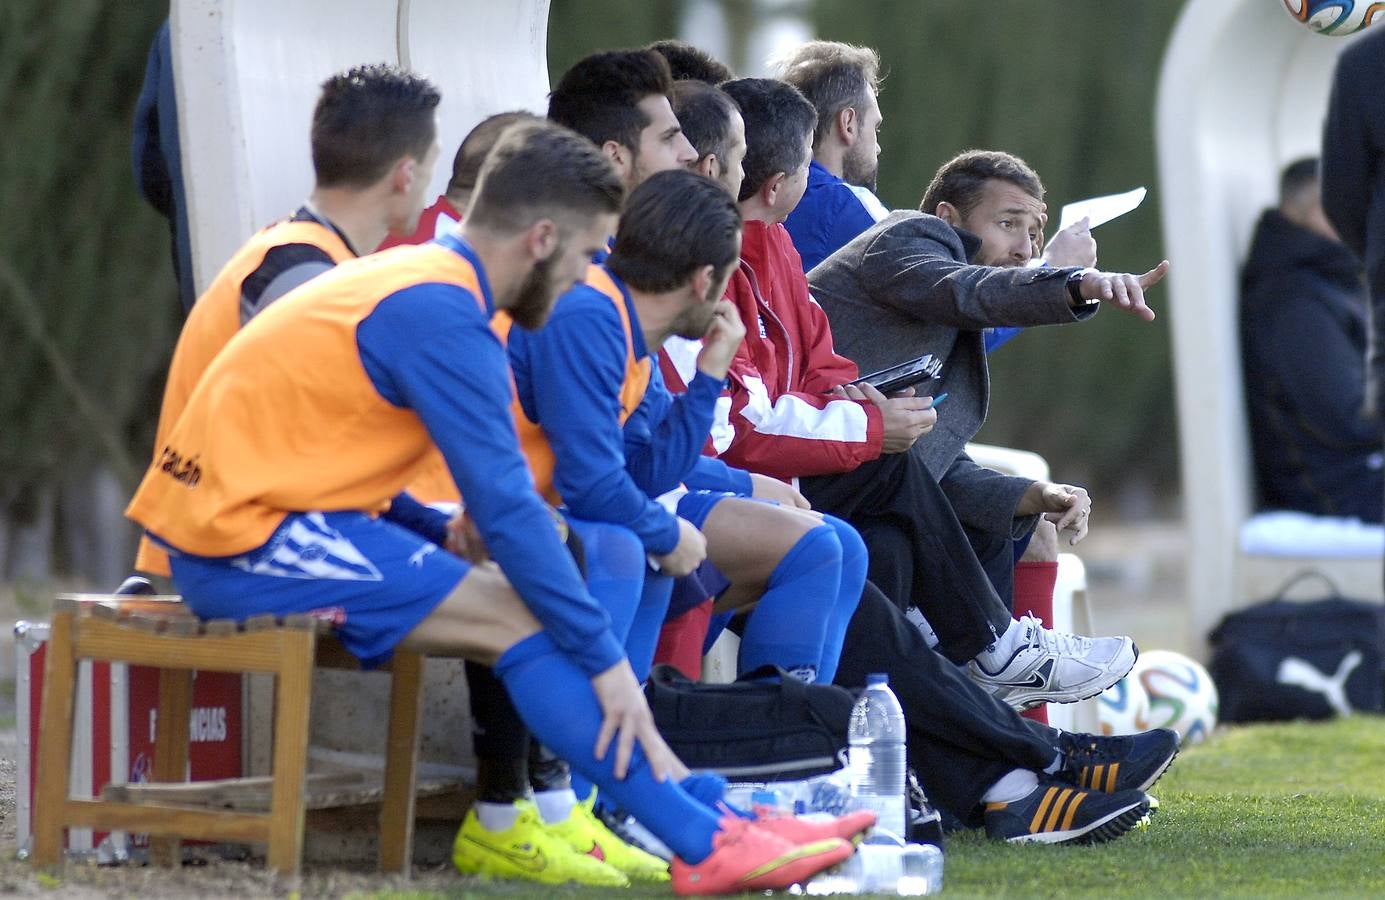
[510,252,561,330]
[669,276,724,340]
[842,146,878,193]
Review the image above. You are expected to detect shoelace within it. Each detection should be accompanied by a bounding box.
[1063,733,1132,764]
[1019,613,1093,655]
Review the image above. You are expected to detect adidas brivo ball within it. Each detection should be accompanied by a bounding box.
[1097,673,1149,737]
[1282,0,1385,35]
[1132,650,1220,746]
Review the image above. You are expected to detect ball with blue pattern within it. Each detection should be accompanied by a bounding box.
[1282,0,1385,35]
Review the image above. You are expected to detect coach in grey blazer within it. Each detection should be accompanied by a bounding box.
[811,210,1093,533]
[811,187,1165,528]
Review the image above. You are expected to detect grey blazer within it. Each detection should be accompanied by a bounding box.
[808,210,1096,534]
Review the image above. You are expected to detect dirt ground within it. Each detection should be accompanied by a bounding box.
[0,519,1192,897]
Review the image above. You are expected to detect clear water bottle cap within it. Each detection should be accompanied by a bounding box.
[866,673,889,686]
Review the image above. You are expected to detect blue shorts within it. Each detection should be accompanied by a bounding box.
[166,510,468,667]
[673,488,731,529]
[662,490,750,619]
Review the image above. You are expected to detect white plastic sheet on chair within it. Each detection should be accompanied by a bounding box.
[1156,0,1379,655]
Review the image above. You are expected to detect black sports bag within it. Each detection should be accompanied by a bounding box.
[644,664,854,781]
[1209,572,1385,722]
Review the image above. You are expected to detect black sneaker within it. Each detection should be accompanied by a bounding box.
[1056,728,1180,793]
[983,781,1149,844]
[114,575,155,596]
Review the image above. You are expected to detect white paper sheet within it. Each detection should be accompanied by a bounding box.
[1057,186,1147,233]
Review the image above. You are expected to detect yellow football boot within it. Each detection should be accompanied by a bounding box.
[451,799,629,887]
[546,793,671,883]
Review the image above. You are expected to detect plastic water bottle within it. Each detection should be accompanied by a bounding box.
[847,673,908,839]
[794,843,944,896]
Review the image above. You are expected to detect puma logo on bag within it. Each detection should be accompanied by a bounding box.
[1276,651,1362,716]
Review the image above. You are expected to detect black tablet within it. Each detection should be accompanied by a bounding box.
[857,354,942,394]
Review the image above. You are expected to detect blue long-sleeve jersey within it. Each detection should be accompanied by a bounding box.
[508,267,751,554]
[356,238,623,676]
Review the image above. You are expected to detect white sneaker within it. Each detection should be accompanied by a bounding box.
[968,614,1137,710]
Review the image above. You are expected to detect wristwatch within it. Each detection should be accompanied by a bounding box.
[1066,269,1098,307]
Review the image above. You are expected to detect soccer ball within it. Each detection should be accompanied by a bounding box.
[1281,0,1385,36]
[1131,650,1220,746]
[1096,674,1149,737]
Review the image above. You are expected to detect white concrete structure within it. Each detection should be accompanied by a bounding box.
[171,0,553,294]
[1156,0,1383,657]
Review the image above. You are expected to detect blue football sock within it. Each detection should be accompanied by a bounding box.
[495,632,720,863]
[680,771,754,819]
[625,571,674,682]
[562,519,661,809]
[703,610,734,655]
[565,517,646,644]
[816,515,867,683]
[736,524,840,678]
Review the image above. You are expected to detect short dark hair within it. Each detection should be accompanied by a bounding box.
[608,169,742,293]
[720,78,816,202]
[647,39,734,84]
[548,49,673,152]
[311,64,441,189]
[448,111,539,197]
[466,120,624,234]
[775,41,880,151]
[669,80,740,165]
[1279,157,1320,206]
[919,150,1045,217]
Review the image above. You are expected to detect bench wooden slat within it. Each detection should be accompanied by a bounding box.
[102,771,464,813]
[244,613,278,632]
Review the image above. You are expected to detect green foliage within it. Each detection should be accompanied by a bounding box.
[548,0,683,77]
[0,2,180,499]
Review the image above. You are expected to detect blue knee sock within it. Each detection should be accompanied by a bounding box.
[703,610,734,655]
[564,517,646,644]
[816,515,867,683]
[570,571,671,806]
[681,771,754,819]
[495,632,721,863]
[625,571,674,682]
[736,524,841,679]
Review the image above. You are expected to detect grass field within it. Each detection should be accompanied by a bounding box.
[7,717,1384,898]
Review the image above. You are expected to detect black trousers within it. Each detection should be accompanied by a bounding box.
[802,449,1015,663]
[834,581,1059,821]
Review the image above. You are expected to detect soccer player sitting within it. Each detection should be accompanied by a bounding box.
[130,64,443,583]
[125,119,854,895]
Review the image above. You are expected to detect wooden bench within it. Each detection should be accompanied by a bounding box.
[31,594,432,880]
